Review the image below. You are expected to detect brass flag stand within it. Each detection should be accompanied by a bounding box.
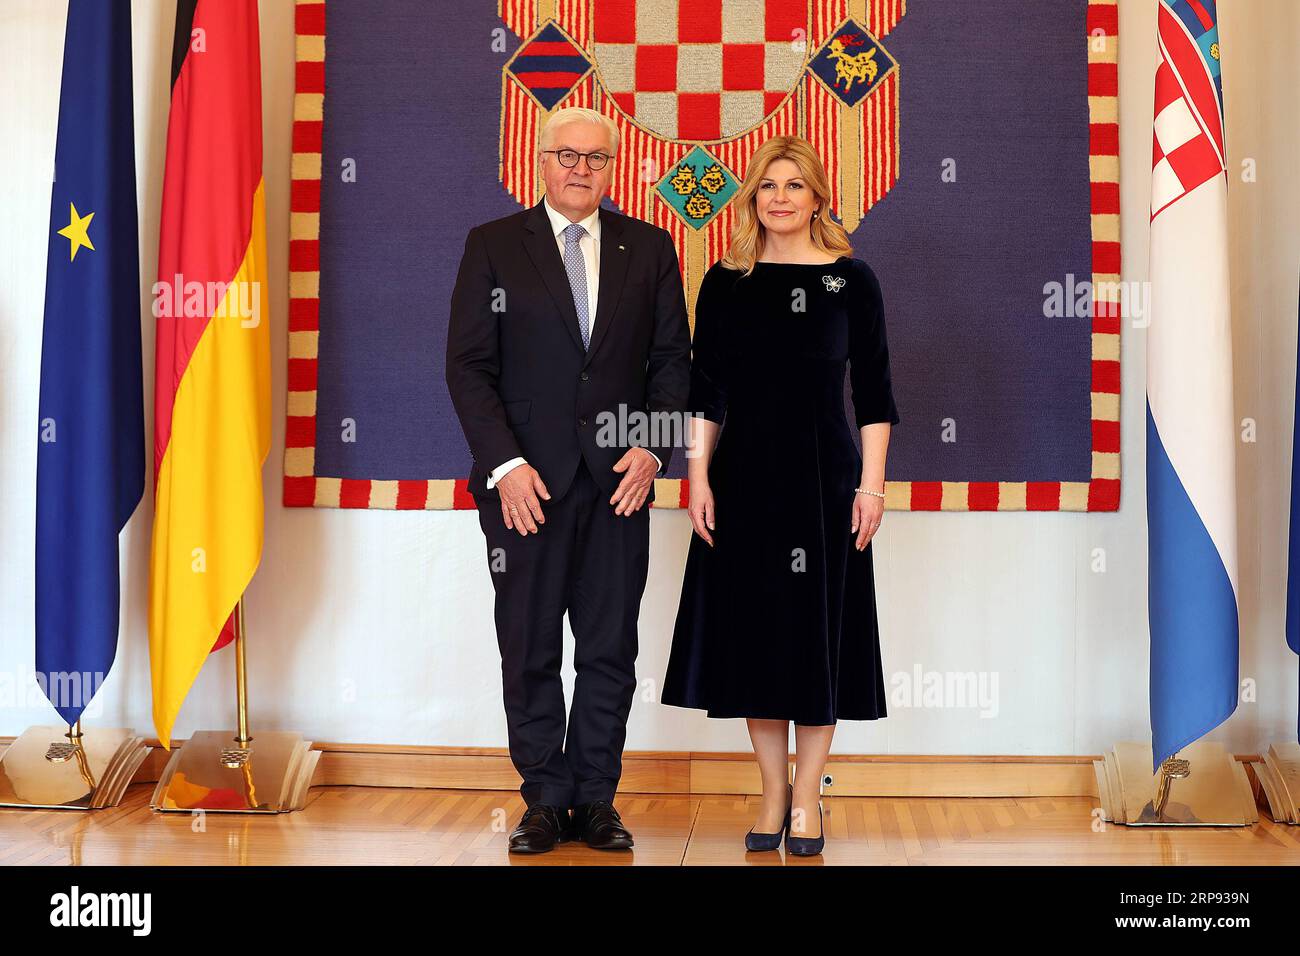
[0,720,150,810]
[1248,742,1300,824]
[1093,740,1258,826]
[150,599,319,813]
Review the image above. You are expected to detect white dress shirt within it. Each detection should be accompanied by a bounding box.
[486,198,661,489]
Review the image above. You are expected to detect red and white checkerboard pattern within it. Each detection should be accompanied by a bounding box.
[593,0,809,140]
[1150,58,1224,218]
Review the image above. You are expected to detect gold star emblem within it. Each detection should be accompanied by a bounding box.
[57,202,95,262]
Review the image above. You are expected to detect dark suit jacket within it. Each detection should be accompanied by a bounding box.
[446,199,692,503]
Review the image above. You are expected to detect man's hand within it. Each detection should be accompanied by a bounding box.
[497,464,550,535]
[609,447,657,516]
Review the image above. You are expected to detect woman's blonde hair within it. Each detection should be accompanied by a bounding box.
[720,135,852,275]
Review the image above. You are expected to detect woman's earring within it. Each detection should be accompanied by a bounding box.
[812,209,820,219]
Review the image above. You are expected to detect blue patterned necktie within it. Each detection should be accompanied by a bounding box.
[562,222,591,350]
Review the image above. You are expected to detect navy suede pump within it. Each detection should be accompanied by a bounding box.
[744,784,792,852]
[785,799,825,857]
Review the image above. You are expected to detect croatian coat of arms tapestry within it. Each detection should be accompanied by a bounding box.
[286,0,1120,512]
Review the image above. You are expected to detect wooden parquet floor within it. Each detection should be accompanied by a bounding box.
[2,784,1298,866]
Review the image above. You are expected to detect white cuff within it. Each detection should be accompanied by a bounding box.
[486,457,526,489]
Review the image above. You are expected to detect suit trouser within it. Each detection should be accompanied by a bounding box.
[474,456,650,808]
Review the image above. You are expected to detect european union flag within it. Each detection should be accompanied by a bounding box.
[36,0,144,724]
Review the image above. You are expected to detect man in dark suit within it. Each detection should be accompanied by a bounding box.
[446,108,691,853]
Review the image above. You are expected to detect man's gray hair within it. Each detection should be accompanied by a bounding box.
[538,107,620,156]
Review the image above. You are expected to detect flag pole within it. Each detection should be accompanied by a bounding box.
[1250,282,1300,825]
[234,598,250,747]
[1152,754,1189,818]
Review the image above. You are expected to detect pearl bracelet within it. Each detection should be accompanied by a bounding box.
[855,488,885,499]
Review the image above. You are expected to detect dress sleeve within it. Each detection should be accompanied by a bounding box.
[849,261,901,427]
[687,266,729,425]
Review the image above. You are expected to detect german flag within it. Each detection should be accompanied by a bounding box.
[149,0,270,749]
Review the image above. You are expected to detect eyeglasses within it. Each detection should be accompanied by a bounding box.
[542,148,612,170]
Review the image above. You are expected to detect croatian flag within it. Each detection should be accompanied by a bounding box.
[1146,0,1238,770]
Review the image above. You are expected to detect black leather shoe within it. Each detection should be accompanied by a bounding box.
[508,804,569,854]
[570,800,634,850]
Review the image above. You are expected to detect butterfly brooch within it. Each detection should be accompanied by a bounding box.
[822,275,846,293]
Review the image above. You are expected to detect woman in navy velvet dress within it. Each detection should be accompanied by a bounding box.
[661,137,899,856]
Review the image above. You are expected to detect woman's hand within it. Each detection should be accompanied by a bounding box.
[851,491,883,551]
[688,480,716,547]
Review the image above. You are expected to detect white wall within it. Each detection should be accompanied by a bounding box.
[1,0,1297,757]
